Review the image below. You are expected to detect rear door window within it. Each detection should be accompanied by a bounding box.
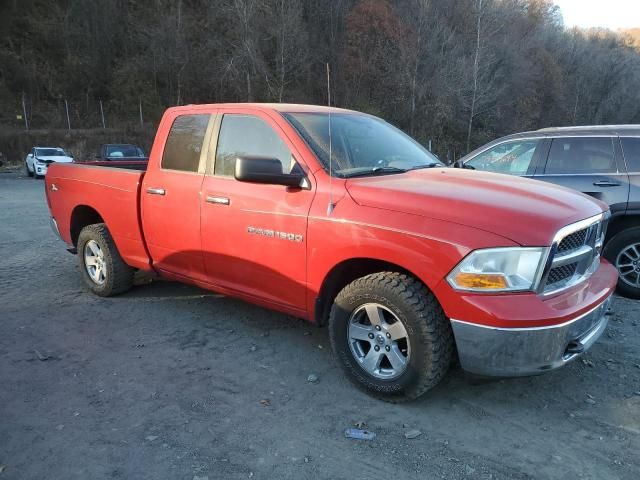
[621,137,640,172]
[465,139,539,175]
[544,137,616,174]
[162,114,210,172]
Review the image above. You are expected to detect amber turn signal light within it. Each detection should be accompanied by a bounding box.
[452,273,509,290]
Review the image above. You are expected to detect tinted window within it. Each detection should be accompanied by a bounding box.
[162,114,210,172]
[621,137,640,172]
[36,148,65,157]
[545,137,616,174]
[214,114,296,177]
[465,140,538,175]
[106,145,144,158]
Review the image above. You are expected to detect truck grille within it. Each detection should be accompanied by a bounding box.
[540,213,608,294]
[557,229,588,254]
[547,262,578,284]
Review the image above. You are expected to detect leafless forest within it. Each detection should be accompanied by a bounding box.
[2,0,640,159]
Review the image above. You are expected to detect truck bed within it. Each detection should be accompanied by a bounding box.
[45,162,151,271]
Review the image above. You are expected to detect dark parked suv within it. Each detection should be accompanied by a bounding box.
[457,125,640,298]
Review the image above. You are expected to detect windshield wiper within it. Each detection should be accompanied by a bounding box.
[409,163,442,170]
[341,166,408,178]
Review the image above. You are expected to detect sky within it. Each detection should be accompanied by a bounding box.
[554,0,640,30]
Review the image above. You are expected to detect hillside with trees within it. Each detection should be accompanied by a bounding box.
[2,0,640,161]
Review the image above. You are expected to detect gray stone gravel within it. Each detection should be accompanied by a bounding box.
[1,170,639,479]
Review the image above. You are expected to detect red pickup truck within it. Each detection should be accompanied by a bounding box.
[45,103,618,401]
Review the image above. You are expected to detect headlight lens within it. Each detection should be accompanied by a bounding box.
[447,247,548,292]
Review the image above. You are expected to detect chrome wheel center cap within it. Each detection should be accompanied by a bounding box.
[376,334,385,345]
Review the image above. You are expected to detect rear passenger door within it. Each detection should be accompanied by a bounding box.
[535,137,629,216]
[620,137,640,214]
[141,112,215,282]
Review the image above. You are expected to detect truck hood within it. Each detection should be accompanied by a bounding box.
[345,168,605,246]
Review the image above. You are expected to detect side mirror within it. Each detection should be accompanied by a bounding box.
[453,160,462,168]
[235,156,306,188]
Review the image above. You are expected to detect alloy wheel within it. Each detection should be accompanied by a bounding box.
[616,242,640,288]
[84,240,107,285]
[347,303,411,380]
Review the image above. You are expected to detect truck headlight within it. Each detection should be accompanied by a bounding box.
[447,247,548,292]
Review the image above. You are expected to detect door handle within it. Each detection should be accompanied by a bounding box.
[206,195,230,205]
[146,187,166,195]
[592,180,621,187]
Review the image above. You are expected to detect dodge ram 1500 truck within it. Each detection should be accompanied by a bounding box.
[45,103,618,401]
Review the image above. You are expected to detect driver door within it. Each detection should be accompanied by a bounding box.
[200,110,315,312]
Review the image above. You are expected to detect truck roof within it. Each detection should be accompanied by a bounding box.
[167,103,358,115]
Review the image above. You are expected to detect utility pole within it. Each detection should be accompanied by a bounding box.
[139,98,143,128]
[21,92,29,131]
[99,99,106,128]
[65,99,71,130]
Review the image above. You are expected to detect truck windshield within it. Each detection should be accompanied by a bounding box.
[283,112,441,177]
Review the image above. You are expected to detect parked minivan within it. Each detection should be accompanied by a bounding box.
[457,125,640,298]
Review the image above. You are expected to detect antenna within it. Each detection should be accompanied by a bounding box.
[326,63,335,216]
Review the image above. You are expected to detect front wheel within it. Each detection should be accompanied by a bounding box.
[329,272,454,402]
[77,223,134,297]
[26,162,34,177]
[604,227,640,299]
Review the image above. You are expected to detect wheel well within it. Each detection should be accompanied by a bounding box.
[314,258,415,327]
[70,206,104,247]
[606,214,640,244]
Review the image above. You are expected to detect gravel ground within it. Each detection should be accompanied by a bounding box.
[1,169,639,479]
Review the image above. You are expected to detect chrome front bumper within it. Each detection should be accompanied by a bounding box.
[450,294,613,377]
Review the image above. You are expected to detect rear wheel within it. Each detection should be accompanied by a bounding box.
[329,272,454,402]
[605,227,640,299]
[77,223,134,297]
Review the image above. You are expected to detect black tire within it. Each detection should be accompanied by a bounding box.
[77,223,134,297]
[604,227,640,299]
[329,272,454,402]
[26,162,34,177]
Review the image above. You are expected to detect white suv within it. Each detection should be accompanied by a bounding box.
[25,147,73,178]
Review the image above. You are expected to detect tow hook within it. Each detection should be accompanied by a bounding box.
[565,340,585,355]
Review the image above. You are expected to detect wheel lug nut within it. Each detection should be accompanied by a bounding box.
[385,345,390,352]
[386,332,391,338]
[375,325,381,331]
[374,345,380,352]
[368,333,374,339]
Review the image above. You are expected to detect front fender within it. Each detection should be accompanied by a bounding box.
[306,203,518,318]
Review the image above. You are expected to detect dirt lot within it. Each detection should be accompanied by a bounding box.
[1,169,639,480]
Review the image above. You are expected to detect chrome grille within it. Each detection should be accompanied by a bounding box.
[557,229,587,254]
[547,262,578,284]
[540,213,608,294]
